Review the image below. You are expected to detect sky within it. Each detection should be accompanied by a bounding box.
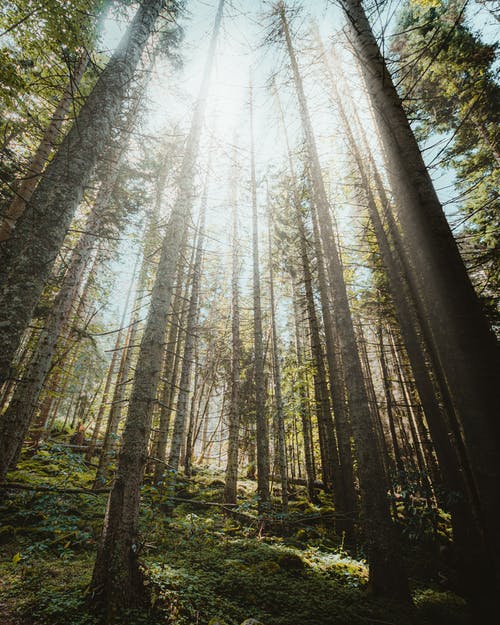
[97,0,499,334]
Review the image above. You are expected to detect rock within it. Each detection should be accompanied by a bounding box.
[209,479,225,488]
[240,620,264,625]
[276,551,305,572]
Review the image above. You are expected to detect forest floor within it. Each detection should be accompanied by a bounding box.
[0,437,474,625]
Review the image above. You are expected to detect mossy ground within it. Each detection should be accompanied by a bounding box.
[0,442,473,625]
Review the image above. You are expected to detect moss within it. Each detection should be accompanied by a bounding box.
[0,449,472,625]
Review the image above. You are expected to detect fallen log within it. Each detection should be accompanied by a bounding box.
[0,481,109,496]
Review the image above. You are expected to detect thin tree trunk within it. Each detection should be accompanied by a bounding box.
[291,281,317,502]
[94,317,135,487]
[183,351,200,477]
[168,174,208,472]
[0,53,89,241]
[89,2,225,609]
[250,80,270,513]
[296,206,339,495]
[378,324,404,475]
[224,149,242,504]
[267,201,288,512]
[0,0,166,387]
[279,2,409,600]
[152,258,186,484]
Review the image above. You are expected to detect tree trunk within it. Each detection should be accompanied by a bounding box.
[291,281,317,502]
[224,148,242,505]
[378,324,404,475]
[168,175,208,472]
[152,258,187,484]
[89,2,225,610]
[0,0,166,387]
[267,202,288,512]
[279,2,409,600]
[250,80,270,513]
[309,199,358,536]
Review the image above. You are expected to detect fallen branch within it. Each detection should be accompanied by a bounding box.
[167,496,237,508]
[0,482,109,496]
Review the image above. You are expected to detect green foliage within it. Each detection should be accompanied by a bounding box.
[392,0,500,325]
[1,445,105,560]
[0,448,472,625]
[0,0,104,203]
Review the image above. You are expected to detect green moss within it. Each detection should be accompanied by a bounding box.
[0,448,472,625]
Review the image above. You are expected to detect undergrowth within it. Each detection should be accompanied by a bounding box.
[0,443,472,625]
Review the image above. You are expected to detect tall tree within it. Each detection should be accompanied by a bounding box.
[224,147,242,505]
[168,173,208,471]
[89,0,225,610]
[276,1,410,600]
[340,0,500,586]
[250,80,270,513]
[0,0,180,387]
[267,199,288,512]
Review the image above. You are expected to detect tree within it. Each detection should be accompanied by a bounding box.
[89,0,225,611]
[276,1,410,600]
[249,80,271,513]
[339,0,499,592]
[267,199,288,512]
[168,173,208,471]
[224,146,242,505]
[0,0,180,387]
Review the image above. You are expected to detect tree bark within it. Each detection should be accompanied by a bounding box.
[89,1,225,609]
[279,2,409,600]
[0,0,165,387]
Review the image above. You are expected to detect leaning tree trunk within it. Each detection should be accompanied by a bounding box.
[249,80,270,513]
[279,2,410,600]
[0,0,167,387]
[0,52,89,241]
[341,0,500,588]
[224,148,242,505]
[0,91,144,480]
[89,1,225,611]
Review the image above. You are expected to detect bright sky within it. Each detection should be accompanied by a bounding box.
[98,0,498,334]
